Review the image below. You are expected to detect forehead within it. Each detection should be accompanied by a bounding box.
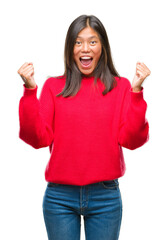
[77,27,100,39]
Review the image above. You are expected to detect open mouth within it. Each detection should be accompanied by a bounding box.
[80,56,93,67]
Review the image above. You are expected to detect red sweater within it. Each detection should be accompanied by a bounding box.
[19,76,149,186]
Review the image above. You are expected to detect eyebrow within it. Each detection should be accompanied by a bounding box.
[76,35,99,40]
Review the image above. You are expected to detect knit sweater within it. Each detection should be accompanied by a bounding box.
[19,76,149,186]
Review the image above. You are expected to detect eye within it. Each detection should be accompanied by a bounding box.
[75,40,82,45]
[90,41,96,45]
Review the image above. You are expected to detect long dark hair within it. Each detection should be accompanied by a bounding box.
[56,15,121,98]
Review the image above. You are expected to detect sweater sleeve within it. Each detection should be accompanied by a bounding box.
[19,79,54,149]
[118,80,149,150]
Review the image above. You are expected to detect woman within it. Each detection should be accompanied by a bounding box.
[17,15,151,240]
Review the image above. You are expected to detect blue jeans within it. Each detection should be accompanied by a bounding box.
[42,179,122,240]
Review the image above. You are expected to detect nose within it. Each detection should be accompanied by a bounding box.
[81,42,90,53]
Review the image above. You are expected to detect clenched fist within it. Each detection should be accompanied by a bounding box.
[17,62,37,89]
[132,62,151,92]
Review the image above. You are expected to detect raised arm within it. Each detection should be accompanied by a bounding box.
[18,62,54,149]
[118,62,151,150]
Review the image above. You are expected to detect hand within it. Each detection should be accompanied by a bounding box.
[17,62,36,89]
[132,62,151,92]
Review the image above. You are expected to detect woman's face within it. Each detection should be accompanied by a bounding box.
[73,27,102,76]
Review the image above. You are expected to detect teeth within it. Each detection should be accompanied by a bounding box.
[81,57,92,60]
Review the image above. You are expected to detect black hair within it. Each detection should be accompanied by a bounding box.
[56,15,120,97]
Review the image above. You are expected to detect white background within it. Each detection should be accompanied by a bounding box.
[0,0,168,239]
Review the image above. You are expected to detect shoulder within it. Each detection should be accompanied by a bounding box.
[44,75,65,85]
[115,76,131,86]
[114,76,131,89]
[42,75,65,89]
[41,75,66,95]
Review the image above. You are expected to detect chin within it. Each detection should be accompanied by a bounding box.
[80,69,94,77]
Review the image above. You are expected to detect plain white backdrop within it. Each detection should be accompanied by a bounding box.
[0,0,168,239]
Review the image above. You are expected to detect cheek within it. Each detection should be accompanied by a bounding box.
[73,47,77,57]
[73,49,80,62]
[95,48,102,62]
[74,54,80,64]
